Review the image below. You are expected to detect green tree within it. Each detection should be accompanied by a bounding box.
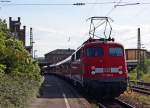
[0,19,42,108]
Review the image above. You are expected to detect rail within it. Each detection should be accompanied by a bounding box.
[98,99,135,108]
[129,80,150,95]
[130,80,150,86]
[131,85,150,95]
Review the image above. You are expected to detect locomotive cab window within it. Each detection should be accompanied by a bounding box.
[109,48,123,56]
[86,47,103,57]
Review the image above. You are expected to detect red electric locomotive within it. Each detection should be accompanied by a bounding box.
[49,17,128,98]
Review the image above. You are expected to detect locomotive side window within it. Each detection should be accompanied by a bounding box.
[86,47,103,57]
[71,54,75,61]
[109,48,123,56]
[76,50,81,60]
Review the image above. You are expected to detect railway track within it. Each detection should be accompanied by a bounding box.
[131,85,150,95]
[97,98,135,108]
[73,85,135,108]
[130,80,150,95]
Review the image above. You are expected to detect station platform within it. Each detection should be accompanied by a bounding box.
[30,75,91,108]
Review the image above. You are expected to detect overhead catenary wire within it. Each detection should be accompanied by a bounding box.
[1,3,73,6]
[1,2,150,6]
[86,0,121,39]
[2,1,149,39]
[88,0,122,35]
[0,2,128,6]
[105,0,122,16]
[0,0,11,2]
[85,0,98,18]
[115,3,140,7]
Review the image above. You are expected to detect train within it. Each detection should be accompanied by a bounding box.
[48,37,128,99]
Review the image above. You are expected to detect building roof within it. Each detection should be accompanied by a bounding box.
[125,48,147,51]
[45,49,75,56]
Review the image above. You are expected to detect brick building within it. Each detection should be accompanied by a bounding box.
[45,49,75,64]
[9,17,26,46]
[9,17,33,54]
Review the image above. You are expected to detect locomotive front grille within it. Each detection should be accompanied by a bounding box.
[92,67,122,74]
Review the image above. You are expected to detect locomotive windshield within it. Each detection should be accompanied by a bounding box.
[86,47,103,57]
[109,48,123,56]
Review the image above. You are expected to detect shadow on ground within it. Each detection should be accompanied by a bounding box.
[38,75,81,99]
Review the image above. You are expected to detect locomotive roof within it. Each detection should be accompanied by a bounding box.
[82,38,124,47]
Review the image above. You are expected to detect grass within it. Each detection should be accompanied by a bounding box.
[119,91,150,108]
[129,72,150,82]
[129,59,150,82]
[142,74,150,82]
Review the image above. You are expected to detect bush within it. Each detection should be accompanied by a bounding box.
[0,75,41,108]
[129,59,150,81]
[0,19,42,108]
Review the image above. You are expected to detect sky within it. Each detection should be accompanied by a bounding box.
[1,0,150,57]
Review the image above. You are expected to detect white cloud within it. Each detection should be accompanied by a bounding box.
[32,25,89,56]
[111,24,150,49]
[32,23,150,57]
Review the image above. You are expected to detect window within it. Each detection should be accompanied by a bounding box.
[71,54,75,61]
[86,47,103,57]
[109,48,123,56]
[76,50,81,60]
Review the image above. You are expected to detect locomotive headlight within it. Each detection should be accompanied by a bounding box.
[118,71,123,74]
[91,66,96,75]
[91,71,96,75]
[118,66,123,74]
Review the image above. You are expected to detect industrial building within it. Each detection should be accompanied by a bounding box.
[125,49,150,71]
